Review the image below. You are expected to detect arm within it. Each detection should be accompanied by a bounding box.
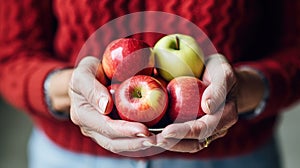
[0,1,154,154]
[0,1,70,118]
[234,0,300,121]
[157,0,300,152]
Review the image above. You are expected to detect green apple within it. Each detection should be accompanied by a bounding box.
[153,34,205,81]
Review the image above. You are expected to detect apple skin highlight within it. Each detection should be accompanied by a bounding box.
[102,38,154,82]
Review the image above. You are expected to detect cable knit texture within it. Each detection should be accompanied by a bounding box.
[0,0,299,159]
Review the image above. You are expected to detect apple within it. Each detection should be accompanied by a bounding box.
[167,76,207,123]
[95,63,108,86]
[115,75,168,127]
[102,38,154,82]
[152,74,168,88]
[153,34,205,81]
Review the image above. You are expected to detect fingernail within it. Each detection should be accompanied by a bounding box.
[136,133,148,138]
[156,142,165,147]
[142,141,155,147]
[98,96,108,114]
[205,99,211,113]
[164,133,176,138]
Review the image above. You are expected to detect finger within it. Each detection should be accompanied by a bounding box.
[201,54,237,114]
[70,56,113,114]
[161,120,207,140]
[89,131,156,153]
[162,101,237,140]
[212,129,228,139]
[157,130,228,153]
[51,96,70,113]
[70,91,150,138]
[161,113,220,140]
[198,129,228,148]
[156,133,219,153]
[213,100,238,132]
[156,134,201,153]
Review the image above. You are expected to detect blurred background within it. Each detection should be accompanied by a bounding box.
[0,97,299,168]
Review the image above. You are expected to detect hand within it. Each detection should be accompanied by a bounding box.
[48,68,73,114]
[68,56,156,153]
[156,54,239,153]
[235,67,265,113]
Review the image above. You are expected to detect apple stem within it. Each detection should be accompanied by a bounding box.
[175,36,180,50]
[132,89,142,98]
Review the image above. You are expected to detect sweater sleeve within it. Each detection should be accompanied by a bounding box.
[0,0,70,119]
[235,0,300,122]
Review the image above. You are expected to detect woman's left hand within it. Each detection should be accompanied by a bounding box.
[156,54,239,153]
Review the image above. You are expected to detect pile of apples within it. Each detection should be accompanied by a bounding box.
[97,34,207,129]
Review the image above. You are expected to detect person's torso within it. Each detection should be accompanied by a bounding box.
[52,0,282,65]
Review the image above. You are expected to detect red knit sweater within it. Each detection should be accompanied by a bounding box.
[0,0,299,159]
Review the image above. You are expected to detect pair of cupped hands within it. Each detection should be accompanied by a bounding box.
[50,53,265,154]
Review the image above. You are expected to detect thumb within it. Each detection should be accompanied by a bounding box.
[201,83,227,114]
[94,81,114,115]
[70,56,114,115]
[201,54,235,114]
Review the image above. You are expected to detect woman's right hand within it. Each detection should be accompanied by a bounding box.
[68,56,155,153]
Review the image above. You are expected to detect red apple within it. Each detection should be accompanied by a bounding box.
[152,74,168,88]
[102,38,154,82]
[95,63,108,86]
[115,75,168,127]
[167,76,207,123]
